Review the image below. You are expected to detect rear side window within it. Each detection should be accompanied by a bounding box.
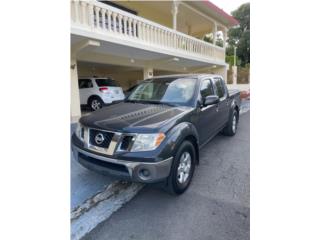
[78,79,93,89]
[95,78,119,87]
[200,79,214,98]
[214,78,226,98]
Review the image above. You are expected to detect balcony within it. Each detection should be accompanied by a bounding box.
[71,0,226,65]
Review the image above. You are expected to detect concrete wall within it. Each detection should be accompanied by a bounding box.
[71,58,81,122]
[213,66,227,83]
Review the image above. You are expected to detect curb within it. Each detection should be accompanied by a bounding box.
[71,181,144,240]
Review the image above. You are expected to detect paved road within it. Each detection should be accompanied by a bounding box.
[84,111,250,240]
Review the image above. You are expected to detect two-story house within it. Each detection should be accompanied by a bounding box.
[71,0,238,121]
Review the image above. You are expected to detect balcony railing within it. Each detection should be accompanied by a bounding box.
[71,0,225,62]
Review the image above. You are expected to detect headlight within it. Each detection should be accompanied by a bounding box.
[130,133,166,152]
[75,123,84,141]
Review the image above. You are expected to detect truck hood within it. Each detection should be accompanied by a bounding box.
[80,102,192,132]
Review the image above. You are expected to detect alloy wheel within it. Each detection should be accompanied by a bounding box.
[177,151,192,184]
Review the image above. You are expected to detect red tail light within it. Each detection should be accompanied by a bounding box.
[99,87,108,93]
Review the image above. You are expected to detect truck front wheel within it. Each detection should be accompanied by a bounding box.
[165,141,196,195]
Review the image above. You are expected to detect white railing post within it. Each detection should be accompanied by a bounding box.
[73,0,79,24]
[118,15,123,34]
[88,3,94,28]
[133,19,137,38]
[101,8,106,30]
[112,12,118,32]
[123,16,128,35]
[137,21,142,40]
[80,1,87,26]
[128,18,132,37]
[94,6,100,29]
[141,23,145,41]
[146,24,150,43]
[107,10,111,31]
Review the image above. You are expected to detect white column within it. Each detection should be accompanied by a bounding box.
[143,67,153,79]
[171,1,179,30]
[70,58,81,122]
[223,27,228,48]
[212,22,217,45]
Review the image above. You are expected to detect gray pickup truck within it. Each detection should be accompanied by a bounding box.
[72,74,241,194]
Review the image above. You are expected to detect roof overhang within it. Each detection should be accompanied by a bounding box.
[187,0,239,27]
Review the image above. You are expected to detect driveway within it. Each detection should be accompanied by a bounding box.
[71,124,117,210]
[83,111,250,240]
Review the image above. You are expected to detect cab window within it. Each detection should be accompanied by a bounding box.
[214,78,226,99]
[200,79,214,98]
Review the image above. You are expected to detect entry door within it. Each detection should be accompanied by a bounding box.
[213,77,229,128]
[197,78,220,145]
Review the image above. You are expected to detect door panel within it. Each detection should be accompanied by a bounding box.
[213,78,229,128]
[197,78,219,145]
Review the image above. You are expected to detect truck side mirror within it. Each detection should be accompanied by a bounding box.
[204,95,220,106]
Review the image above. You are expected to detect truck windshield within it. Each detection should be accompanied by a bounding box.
[127,77,196,106]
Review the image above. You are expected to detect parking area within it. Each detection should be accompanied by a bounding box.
[83,111,250,240]
[71,100,250,239]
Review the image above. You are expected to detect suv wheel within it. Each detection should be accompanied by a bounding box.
[222,109,238,136]
[89,97,103,111]
[165,141,196,195]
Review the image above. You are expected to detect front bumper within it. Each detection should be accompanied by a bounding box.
[72,144,173,183]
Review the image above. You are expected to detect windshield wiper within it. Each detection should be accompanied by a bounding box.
[141,100,177,107]
[125,99,140,103]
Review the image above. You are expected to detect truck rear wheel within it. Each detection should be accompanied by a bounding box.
[222,109,238,136]
[164,141,196,195]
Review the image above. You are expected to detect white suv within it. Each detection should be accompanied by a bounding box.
[78,77,125,111]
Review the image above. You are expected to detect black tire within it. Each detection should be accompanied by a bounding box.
[164,140,196,195]
[222,109,238,136]
[88,96,104,111]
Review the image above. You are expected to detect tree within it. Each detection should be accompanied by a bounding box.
[226,3,250,67]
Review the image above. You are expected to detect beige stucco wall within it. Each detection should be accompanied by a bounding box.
[116,1,221,38]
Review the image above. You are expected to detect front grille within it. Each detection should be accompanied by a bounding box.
[89,129,114,148]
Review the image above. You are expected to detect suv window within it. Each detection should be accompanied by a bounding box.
[200,79,214,98]
[78,79,93,89]
[214,78,226,98]
[95,78,119,87]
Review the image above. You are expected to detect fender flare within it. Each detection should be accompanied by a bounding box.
[165,122,200,164]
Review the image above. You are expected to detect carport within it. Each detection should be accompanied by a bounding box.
[71,37,227,122]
